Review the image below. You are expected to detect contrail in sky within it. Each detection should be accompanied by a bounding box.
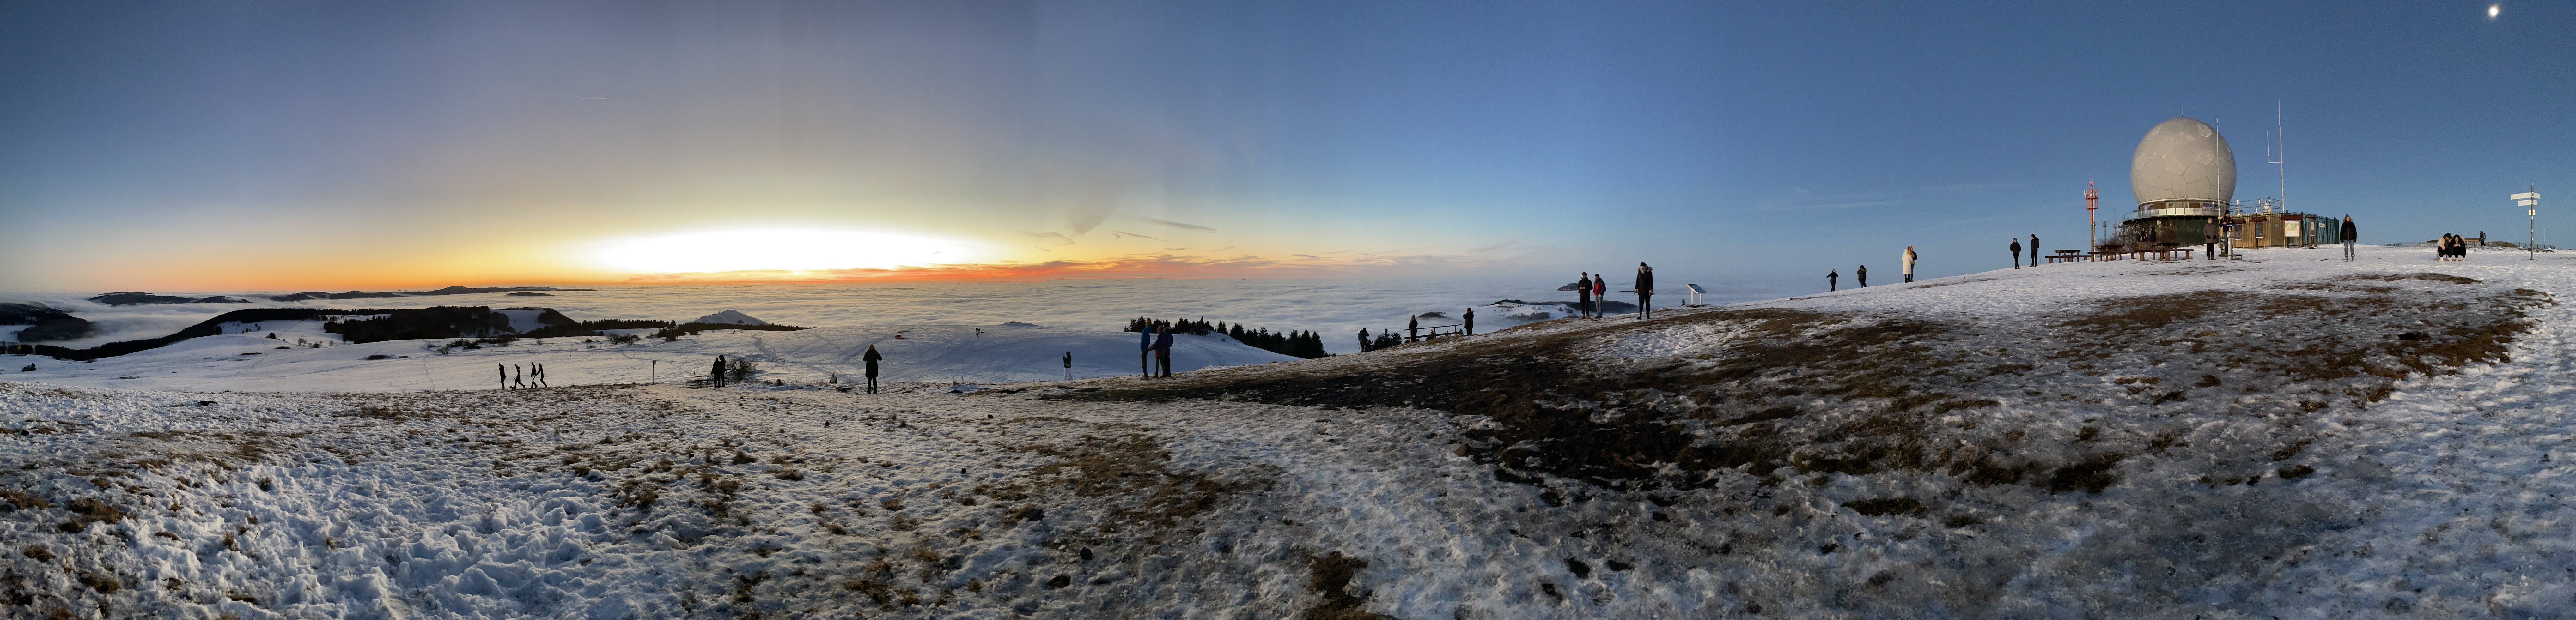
[558,95,625,101]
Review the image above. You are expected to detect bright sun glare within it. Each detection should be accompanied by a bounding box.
[592,229,980,274]
[2489,4,2500,19]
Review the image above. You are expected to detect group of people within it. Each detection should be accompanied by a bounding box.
[1572,262,1659,320]
[497,363,547,389]
[2009,234,2040,268]
[2435,232,2475,261]
[1827,246,1919,291]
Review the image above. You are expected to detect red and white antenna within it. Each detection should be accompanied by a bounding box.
[2086,181,2100,249]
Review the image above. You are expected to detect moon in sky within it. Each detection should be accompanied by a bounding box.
[2489,4,2500,19]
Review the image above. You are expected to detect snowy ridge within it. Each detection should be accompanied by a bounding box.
[4,246,2575,618]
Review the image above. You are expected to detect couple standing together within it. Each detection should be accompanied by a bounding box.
[1574,263,1658,320]
[1138,325,1174,378]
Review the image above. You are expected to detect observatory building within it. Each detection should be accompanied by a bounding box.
[2118,117,2235,247]
[2110,116,2339,250]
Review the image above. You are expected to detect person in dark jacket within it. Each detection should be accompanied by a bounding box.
[2010,238,2023,269]
[498,363,508,390]
[1062,351,1072,380]
[1464,307,1476,336]
[1575,272,1592,319]
[712,355,726,388]
[1407,316,1419,342]
[2030,234,2040,266]
[1151,325,1175,377]
[2342,215,2358,261]
[1857,265,1867,287]
[1634,262,1654,320]
[1828,268,1839,291]
[1139,327,1153,376]
[862,345,882,393]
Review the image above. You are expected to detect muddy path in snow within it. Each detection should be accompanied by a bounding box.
[1063,272,2549,499]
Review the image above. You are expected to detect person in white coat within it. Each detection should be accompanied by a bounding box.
[1901,246,1918,283]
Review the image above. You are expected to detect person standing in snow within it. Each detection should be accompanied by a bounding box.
[1151,325,1175,378]
[712,355,726,388]
[498,363,508,390]
[1575,272,1593,319]
[1356,328,1369,352]
[2009,238,2023,269]
[2030,234,2040,266]
[1901,246,1917,283]
[1828,269,1839,291]
[2342,216,2358,261]
[1857,265,1868,287]
[861,345,882,394]
[1464,307,1475,336]
[1139,326,1153,376]
[1062,351,1072,380]
[1407,316,1419,342]
[1576,274,1597,317]
[1634,262,1654,320]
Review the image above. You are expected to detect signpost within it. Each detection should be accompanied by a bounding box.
[2515,188,2539,261]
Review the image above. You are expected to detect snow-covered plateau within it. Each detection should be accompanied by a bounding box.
[6,245,2575,618]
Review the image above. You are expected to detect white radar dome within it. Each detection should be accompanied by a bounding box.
[2129,117,2237,208]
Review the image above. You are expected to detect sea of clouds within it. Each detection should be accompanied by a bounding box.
[5,275,1807,354]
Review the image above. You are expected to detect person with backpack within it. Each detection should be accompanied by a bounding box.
[1634,262,1655,320]
[862,345,882,393]
[2341,215,2358,261]
[1151,325,1175,378]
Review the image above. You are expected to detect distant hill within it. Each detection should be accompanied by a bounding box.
[18,305,585,360]
[86,292,253,306]
[0,302,94,342]
[692,310,769,325]
[265,286,593,302]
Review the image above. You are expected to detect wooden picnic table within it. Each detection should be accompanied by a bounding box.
[2045,250,2088,264]
[2086,248,2195,261]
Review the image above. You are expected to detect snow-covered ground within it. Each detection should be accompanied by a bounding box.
[5,245,2575,618]
[5,323,1298,392]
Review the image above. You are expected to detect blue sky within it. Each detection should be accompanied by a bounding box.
[1,1,2568,293]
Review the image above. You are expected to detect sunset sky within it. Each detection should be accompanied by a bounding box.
[3,1,2570,292]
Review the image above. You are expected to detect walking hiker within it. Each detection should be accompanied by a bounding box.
[512,364,525,389]
[1634,262,1654,320]
[1828,268,1839,291]
[534,363,546,388]
[1902,246,1917,283]
[1151,325,1175,378]
[1857,265,1868,287]
[2342,215,2358,261]
[1063,351,1072,380]
[2009,238,2023,269]
[862,345,882,393]
[1464,307,1476,336]
[497,363,507,390]
[2030,235,2040,265]
[1575,272,1593,319]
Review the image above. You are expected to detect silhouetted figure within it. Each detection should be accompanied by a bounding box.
[1575,272,1592,319]
[512,364,525,389]
[2010,238,2023,269]
[1464,308,1475,336]
[1139,327,1153,376]
[713,355,726,388]
[1151,326,1174,378]
[1062,351,1072,380]
[862,345,882,393]
[2342,215,2358,261]
[2030,235,2040,266]
[1407,316,1419,342]
[1634,262,1655,320]
[1828,269,1839,291]
[1857,265,1868,287]
[498,363,508,390]
[1357,328,1370,352]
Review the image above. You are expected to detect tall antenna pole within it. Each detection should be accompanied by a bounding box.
[2275,100,2287,213]
[2086,181,2099,250]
